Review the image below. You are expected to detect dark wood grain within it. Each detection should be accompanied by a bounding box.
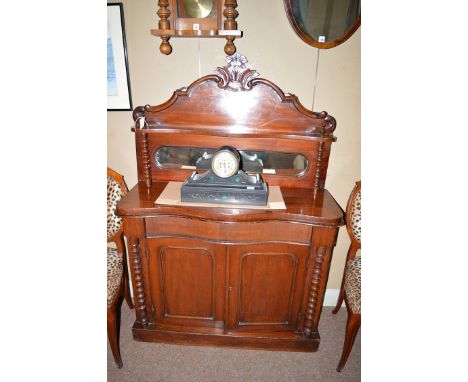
[227,243,309,333]
[117,181,344,226]
[146,237,227,329]
[132,56,336,190]
[117,57,344,352]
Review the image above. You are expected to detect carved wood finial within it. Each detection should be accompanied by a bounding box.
[214,53,260,91]
[133,106,146,122]
[157,0,172,55]
[303,246,326,337]
[324,113,337,134]
[223,0,239,55]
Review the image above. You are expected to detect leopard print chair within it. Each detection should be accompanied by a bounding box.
[333,180,361,372]
[107,167,134,368]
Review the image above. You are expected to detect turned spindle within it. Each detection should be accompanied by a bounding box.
[223,0,238,55]
[157,0,172,55]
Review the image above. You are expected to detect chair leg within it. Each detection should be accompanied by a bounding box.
[122,263,134,309]
[337,313,360,372]
[118,238,134,310]
[332,284,345,314]
[334,245,356,314]
[107,304,123,368]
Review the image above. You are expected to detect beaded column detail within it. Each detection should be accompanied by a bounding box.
[313,141,324,198]
[141,132,152,188]
[303,246,326,337]
[130,239,148,327]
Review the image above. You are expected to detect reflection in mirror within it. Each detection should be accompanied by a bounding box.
[178,0,214,19]
[155,147,309,176]
[286,0,360,48]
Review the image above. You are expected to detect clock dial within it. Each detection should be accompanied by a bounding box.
[183,0,214,19]
[211,147,239,178]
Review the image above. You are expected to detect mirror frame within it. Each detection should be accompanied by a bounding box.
[283,0,360,49]
[154,146,310,177]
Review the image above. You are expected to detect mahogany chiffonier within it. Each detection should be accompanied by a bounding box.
[116,54,344,352]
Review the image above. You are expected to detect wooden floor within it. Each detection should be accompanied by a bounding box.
[108,303,361,381]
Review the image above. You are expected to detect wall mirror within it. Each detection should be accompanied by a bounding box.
[284,0,360,49]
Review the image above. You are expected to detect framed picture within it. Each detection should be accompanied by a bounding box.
[107,3,133,111]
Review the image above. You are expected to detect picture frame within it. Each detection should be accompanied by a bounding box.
[107,3,133,111]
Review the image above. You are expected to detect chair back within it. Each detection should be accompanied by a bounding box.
[345,181,361,248]
[107,167,128,242]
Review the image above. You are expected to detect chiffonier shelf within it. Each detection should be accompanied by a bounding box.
[116,53,344,352]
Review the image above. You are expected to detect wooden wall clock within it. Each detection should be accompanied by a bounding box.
[151,0,242,55]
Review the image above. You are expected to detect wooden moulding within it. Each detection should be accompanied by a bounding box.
[150,29,241,37]
[132,324,321,352]
[132,54,336,137]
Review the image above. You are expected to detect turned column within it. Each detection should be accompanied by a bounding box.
[223,0,238,55]
[303,246,326,337]
[157,0,172,55]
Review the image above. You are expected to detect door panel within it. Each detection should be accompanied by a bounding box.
[161,246,214,318]
[227,243,309,332]
[146,237,226,328]
[238,253,296,324]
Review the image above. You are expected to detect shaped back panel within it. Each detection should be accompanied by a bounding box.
[132,53,337,190]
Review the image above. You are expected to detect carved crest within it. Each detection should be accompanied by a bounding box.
[214,53,260,91]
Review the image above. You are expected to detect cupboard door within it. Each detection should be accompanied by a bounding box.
[226,243,309,332]
[146,237,226,329]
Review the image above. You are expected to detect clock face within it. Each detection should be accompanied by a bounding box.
[211,149,239,178]
[182,0,214,19]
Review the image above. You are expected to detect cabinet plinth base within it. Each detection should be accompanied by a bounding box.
[132,323,320,352]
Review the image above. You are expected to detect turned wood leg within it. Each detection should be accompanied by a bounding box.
[337,312,360,372]
[107,304,123,368]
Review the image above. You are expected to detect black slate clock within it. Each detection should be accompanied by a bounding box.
[181,146,268,206]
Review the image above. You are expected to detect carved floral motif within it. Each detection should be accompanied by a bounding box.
[214,53,260,91]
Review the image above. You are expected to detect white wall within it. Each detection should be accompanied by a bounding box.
[107,0,360,288]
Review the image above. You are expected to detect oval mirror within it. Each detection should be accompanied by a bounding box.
[284,0,360,49]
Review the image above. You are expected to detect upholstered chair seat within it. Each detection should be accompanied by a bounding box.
[344,251,361,314]
[107,247,123,308]
[107,176,124,239]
